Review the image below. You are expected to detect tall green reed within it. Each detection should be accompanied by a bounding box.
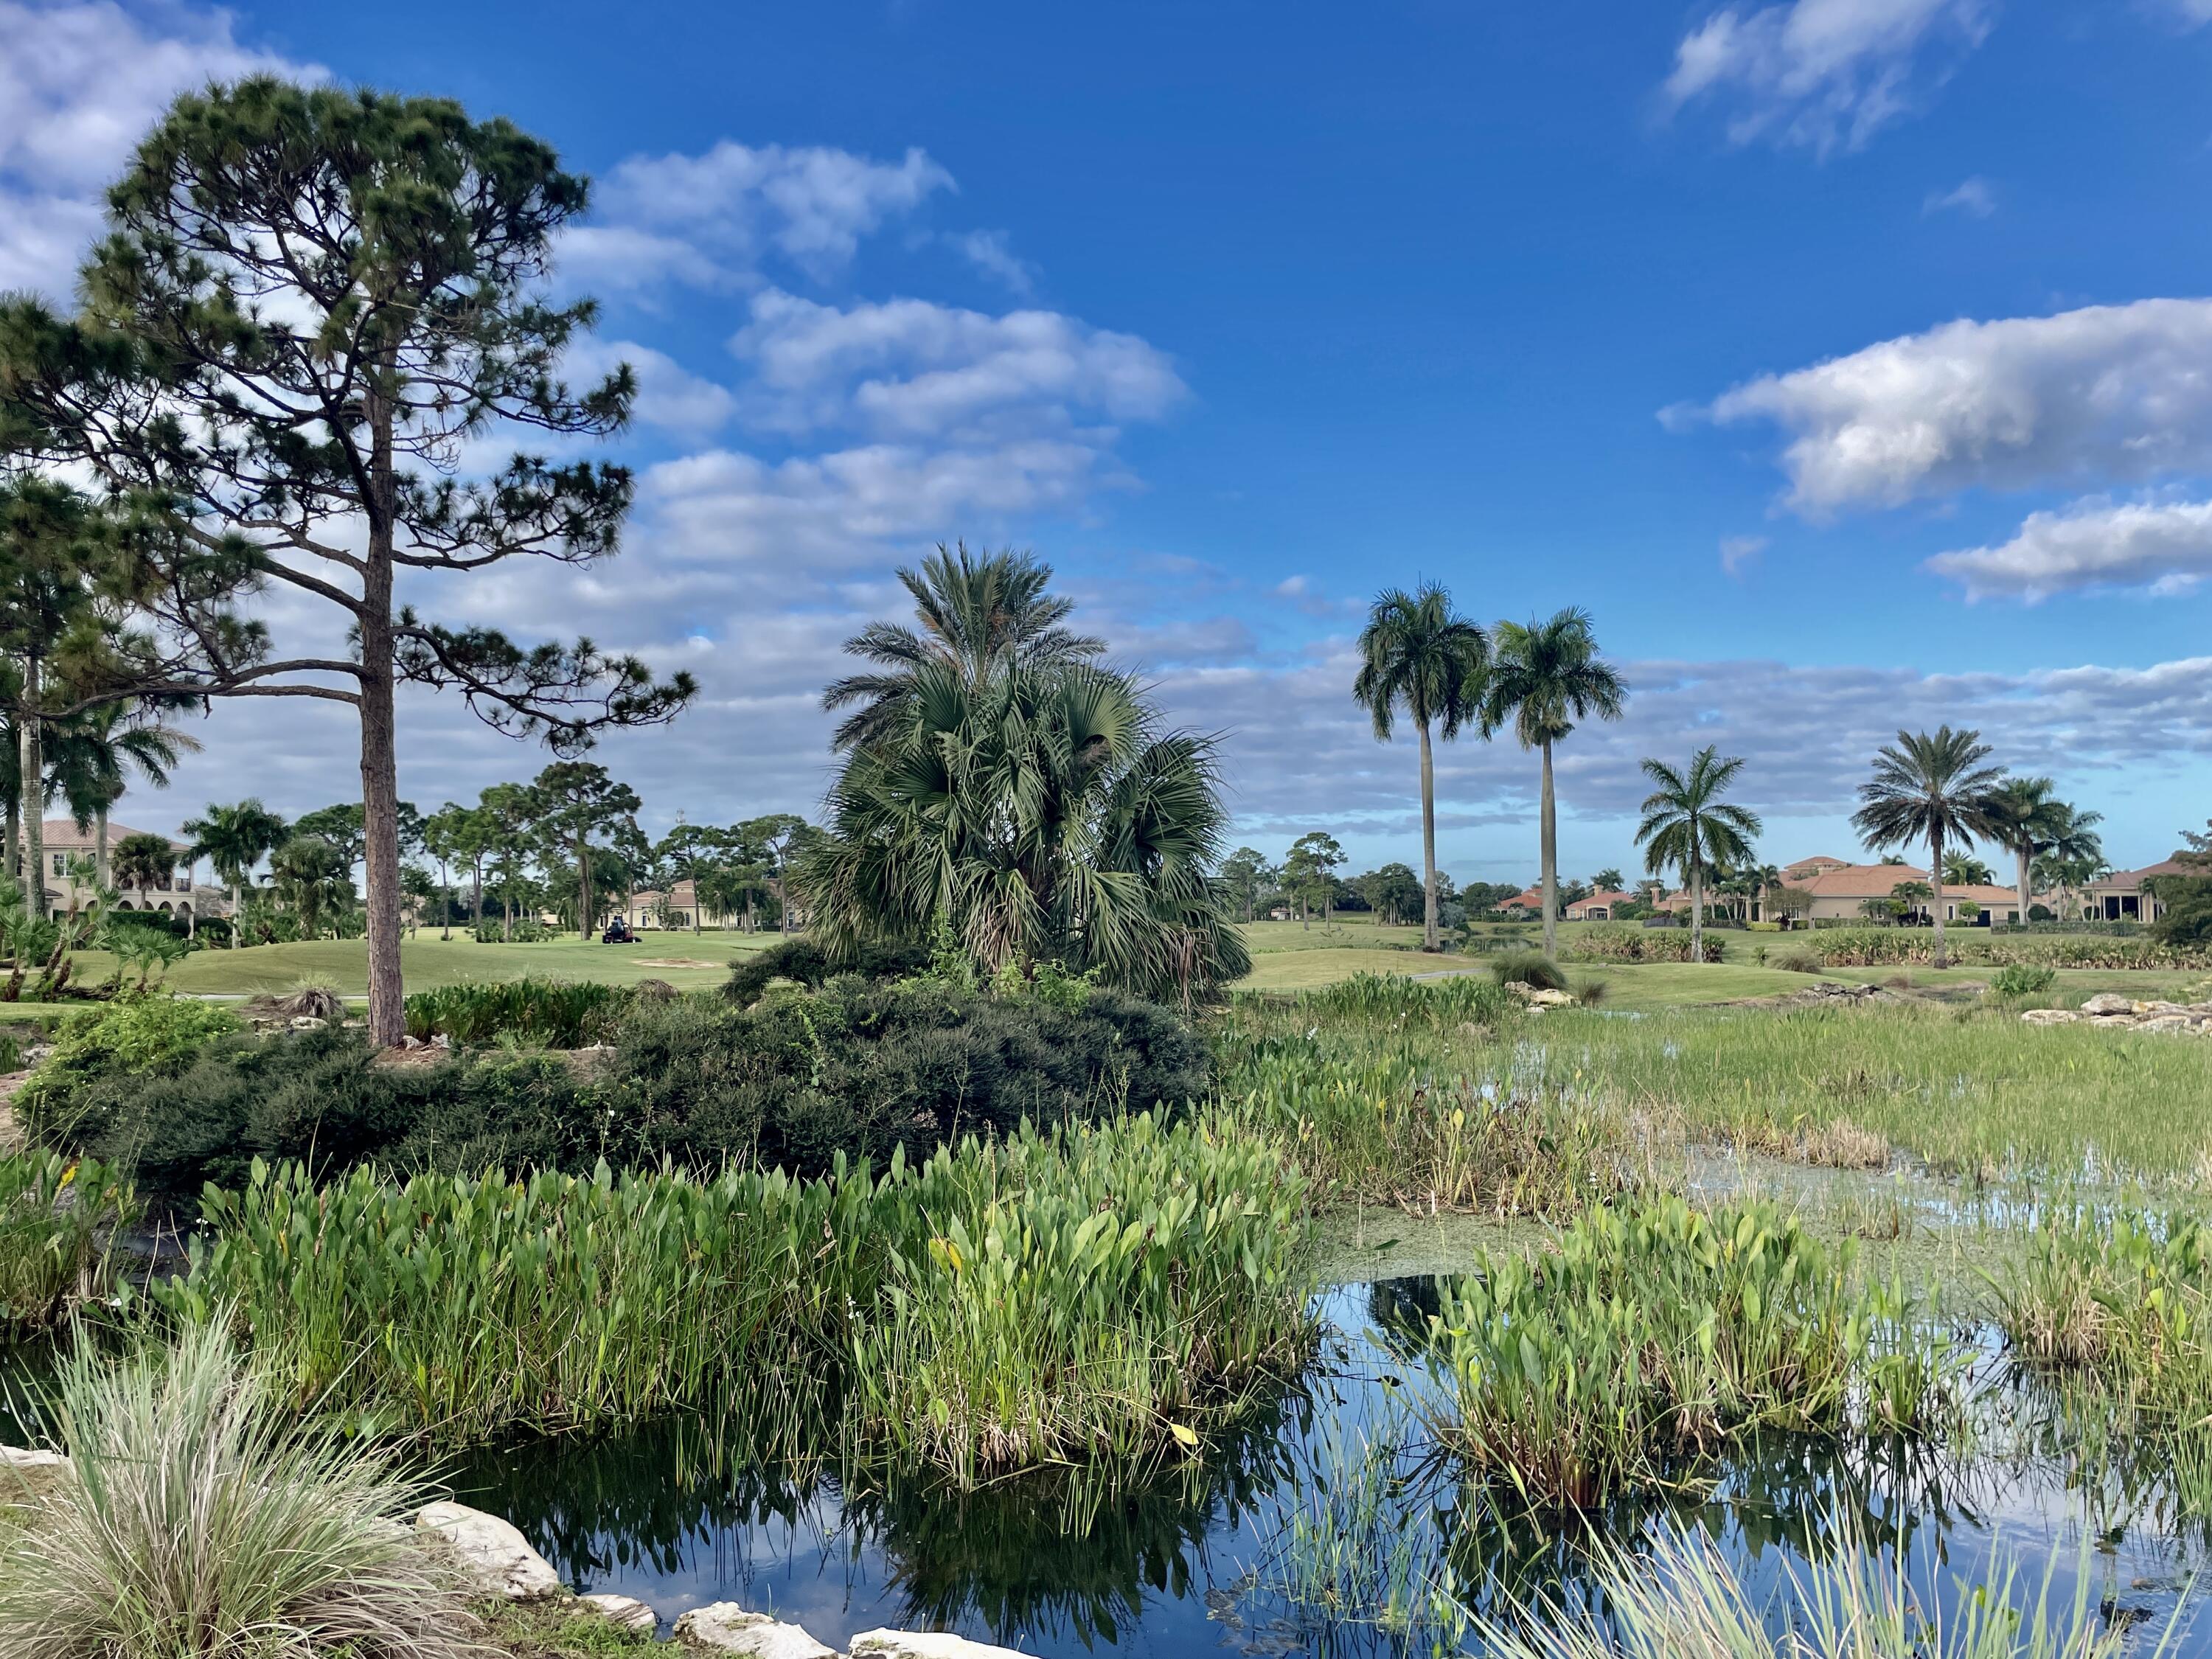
[0,1152,137,1339]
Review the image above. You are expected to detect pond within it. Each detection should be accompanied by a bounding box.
[445,1279,2212,1657]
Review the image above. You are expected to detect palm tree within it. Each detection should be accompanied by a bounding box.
[799,658,1251,1005]
[2031,803,2107,921]
[1480,608,1627,957]
[111,831,175,897]
[1851,727,2003,969]
[182,800,288,950]
[1983,776,2069,926]
[268,835,352,941]
[1941,849,1994,888]
[821,543,1105,750]
[44,702,202,892]
[1633,747,1761,964]
[1352,582,1488,950]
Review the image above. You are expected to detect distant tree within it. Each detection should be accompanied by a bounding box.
[1889,879,1934,922]
[1771,884,1816,922]
[1480,608,1627,957]
[1984,776,2067,926]
[1634,746,1760,964]
[289,805,369,872]
[2152,818,2212,946]
[1352,582,1488,950]
[1592,867,1626,894]
[45,700,201,891]
[111,830,175,897]
[268,835,351,939]
[821,543,1103,751]
[653,822,734,933]
[737,814,813,937]
[1283,832,1346,930]
[182,800,287,950]
[475,782,539,939]
[530,762,641,941]
[1852,727,2003,969]
[1860,896,1903,923]
[1941,849,1994,888]
[2031,804,2108,922]
[1220,847,1272,924]
[421,804,479,941]
[1354,862,1425,927]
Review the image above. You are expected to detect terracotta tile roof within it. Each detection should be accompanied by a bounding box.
[1795,863,1933,898]
[1565,889,1635,913]
[2093,858,2204,887]
[40,818,184,849]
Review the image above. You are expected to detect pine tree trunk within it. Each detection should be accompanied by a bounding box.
[1930,827,1947,970]
[18,658,42,923]
[1539,737,1559,959]
[1419,719,1440,951]
[576,823,591,941]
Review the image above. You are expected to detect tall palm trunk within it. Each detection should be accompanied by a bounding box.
[1539,736,1559,959]
[229,877,242,947]
[1417,717,1440,951]
[1689,857,1703,964]
[1929,827,1948,970]
[2014,841,2031,928]
[94,807,109,890]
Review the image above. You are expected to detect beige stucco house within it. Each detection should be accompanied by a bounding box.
[32,818,234,922]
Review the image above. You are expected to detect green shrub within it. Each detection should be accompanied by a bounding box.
[0,1319,476,1659]
[1557,923,1722,964]
[402,976,628,1046]
[2153,877,2212,948]
[1991,962,2059,998]
[18,998,242,1136]
[1488,951,1567,992]
[472,916,554,943]
[0,1152,138,1337]
[1774,949,1823,974]
[1807,928,2206,970]
[723,936,931,1004]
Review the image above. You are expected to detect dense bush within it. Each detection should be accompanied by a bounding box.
[18,998,243,1136]
[2152,877,2212,949]
[1559,924,1723,964]
[402,977,630,1046]
[724,936,931,1004]
[1990,963,2058,998]
[42,979,1211,1197]
[473,916,554,943]
[1806,928,2207,970]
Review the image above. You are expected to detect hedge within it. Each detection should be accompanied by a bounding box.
[1558,924,1725,964]
[1804,929,2210,970]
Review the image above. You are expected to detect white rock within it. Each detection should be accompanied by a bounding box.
[673,1604,832,1658]
[847,1633,1032,1659]
[0,1447,66,1471]
[1526,988,1576,1008]
[2020,1008,2081,1026]
[580,1593,657,1635]
[413,1501,563,1601]
[2081,993,2135,1016]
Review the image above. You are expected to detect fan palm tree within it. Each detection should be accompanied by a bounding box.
[1352,582,1488,950]
[1480,608,1627,957]
[268,835,352,941]
[799,658,1251,1005]
[1634,747,1761,964]
[44,701,202,891]
[821,543,1105,750]
[181,800,288,949]
[1983,776,2069,926]
[1851,727,2003,969]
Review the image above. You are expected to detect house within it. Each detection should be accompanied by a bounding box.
[614,879,706,931]
[1564,889,1635,921]
[1499,886,1545,917]
[1789,862,2027,925]
[32,818,233,922]
[2084,858,2200,923]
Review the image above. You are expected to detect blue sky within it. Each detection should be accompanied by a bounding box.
[4,0,2211,883]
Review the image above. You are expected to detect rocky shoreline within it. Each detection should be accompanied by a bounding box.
[2020,993,2212,1034]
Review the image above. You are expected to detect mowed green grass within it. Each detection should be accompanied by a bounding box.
[72,930,784,998]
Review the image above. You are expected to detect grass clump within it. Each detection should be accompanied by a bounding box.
[1991,962,2059,999]
[1489,951,1566,992]
[0,1152,138,1338]
[0,1319,476,1659]
[1416,1197,1958,1508]
[402,977,630,1048]
[1991,1208,2212,1405]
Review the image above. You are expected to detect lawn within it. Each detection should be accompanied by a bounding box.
[72,930,785,999]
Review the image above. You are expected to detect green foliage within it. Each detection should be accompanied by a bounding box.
[0,1319,476,1659]
[473,916,554,943]
[1807,928,2206,969]
[401,976,628,1047]
[723,936,931,1004]
[155,1113,1314,1474]
[1557,923,1723,964]
[1418,1197,1958,1507]
[1990,962,2059,998]
[2152,877,2212,948]
[19,996,241,1129]
[0,1151,137,1337]
[1488,950,1567,991]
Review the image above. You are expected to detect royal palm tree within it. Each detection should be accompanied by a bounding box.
[2031,803,2108,921]
[1352,582,1488,950]
[182,800,288,949]
[1481,608,1627,957]
[111,830,175,898]
[821,543,1105,750]
[1634,746,1761,964]
[1851,727,2003,969]
[800,658,1251,1004]
[45,701,202,891]
[1983,776,2069,925]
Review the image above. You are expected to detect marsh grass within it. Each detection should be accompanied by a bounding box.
[0,1319,476,1659]
[1417,1198,1964,1509]
[403,977,630,1047]
[0,1152,137,1338]
[1471,1519,2154,1659]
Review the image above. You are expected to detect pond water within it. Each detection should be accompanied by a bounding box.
[445,1280,2212,1657]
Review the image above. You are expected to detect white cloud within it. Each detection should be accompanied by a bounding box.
[0,0,320,296]
[1694,298,2212,512]
[1719,534,1769,574]
[951,229,1036,295]
[563,338,734,436]
[563,140,953,293]
[728,290,1185,440]
[1928,496,2212,600]
[1663,0,1993,156]
[2155,0,2212,27]
[1924,175,1994,216]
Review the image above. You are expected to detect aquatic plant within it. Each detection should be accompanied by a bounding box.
[401,976,630,1048]
[1417,1197,1961,1509]
[0,1151,137,1338]
[0,1320,476,1659]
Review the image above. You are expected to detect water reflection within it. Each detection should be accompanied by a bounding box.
[441,1279,2209,1657]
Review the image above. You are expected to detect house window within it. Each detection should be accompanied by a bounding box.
[49,853,63,877]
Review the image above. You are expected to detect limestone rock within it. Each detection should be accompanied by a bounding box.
[0,1447,66,1472]
[673,1604,832,1658]
[1525,988,1576,1009]
[413,1501,563,1601]
[847,1634,1032,1659]
[580,1594,657,1635]
[2080,993,2136,1016]
[2020,1008,2081,1026]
